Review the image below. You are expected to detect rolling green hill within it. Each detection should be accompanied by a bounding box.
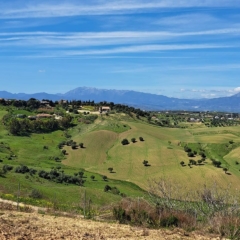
[1,109,240,212]
[63,120,240,191]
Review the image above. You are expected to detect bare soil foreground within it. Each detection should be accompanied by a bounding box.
[0,207,224,240]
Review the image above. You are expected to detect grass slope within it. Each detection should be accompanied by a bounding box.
[0,111,146,209]
[63,118,240,191]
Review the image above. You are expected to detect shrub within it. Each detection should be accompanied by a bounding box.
[102,175,108,181]
[104,184,111,192]
[139,137,144,141]
[160,215,179,227]
[29,189,43,199]
[180,161,185,166]
[212,160,222,168]
[121,139,129,145]
[184,146,192,152]
[15,165,29,174]
[131,138,136,143]
[79,143,84,148]
[143,160,149,166]
[113,206,131,224]
[111,187,120,195]
[187,152,195,157]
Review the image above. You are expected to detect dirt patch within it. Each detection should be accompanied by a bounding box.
[0,208,224,240]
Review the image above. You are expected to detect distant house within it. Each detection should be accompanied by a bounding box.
[53,114,63,120]
[188,118,200,122]
[16,114,26,118]
[28,116,37,120]
[99,106,111,113]
[40,100,50,105]
[36,114,53,118]
[58,100,68,105]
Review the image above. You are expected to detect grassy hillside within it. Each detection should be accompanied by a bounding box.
[1,108,240,211]
[0,110,146,211]
[63,117,240,191]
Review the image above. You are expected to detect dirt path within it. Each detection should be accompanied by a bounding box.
[0,197,45,212]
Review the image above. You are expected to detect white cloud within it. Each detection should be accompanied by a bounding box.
[38,70,45,73]
[233,87,240,92]
[0,1,239,19]
[1,29,240,49]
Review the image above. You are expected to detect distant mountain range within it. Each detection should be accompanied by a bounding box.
[1,87,240,112]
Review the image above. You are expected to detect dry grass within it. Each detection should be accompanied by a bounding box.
[0,205,223,240]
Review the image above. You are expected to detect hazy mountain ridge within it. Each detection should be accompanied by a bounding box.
[1,87,240,112]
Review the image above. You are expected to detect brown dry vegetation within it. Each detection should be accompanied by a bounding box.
[0,202,223,240]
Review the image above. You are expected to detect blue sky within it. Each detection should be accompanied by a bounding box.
[1,0,240,99]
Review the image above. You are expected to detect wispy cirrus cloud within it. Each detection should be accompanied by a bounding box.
[177,87,240,98]
[0,0,239,19]
[1,29,240,49]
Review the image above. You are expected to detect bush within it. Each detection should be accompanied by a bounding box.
[29,189,43,199]
[79,143,84,148]
[121,139,129,145]
[143,160,149,166]
[113,206,131,224]
[187,152,195,157]
[160,215,179,227]
[3,165,13,173]
[139,137,144,141]
[102,175,108,181]
[131,138,136,143]
[104,184,111,192]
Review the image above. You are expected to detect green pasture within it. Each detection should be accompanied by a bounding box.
[0,110,146,208]
[1,108,240,209]
[63,120,240,191]
[0,169,146,209]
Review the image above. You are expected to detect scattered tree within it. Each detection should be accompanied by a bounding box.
[90,175,95,181]
[139,137,144,141]
[121,139,129,145]
[108,167,113,173]
[223,167,228,174]
[131,138,136,143]
[143,160,149,166]
[102,175,108,181]
[78,171,84,178]
[212,160,222,168]
[104,184,111,192]
[188,152,195,157]
[180,161,185,166]
[198,159,203,165]
[79,143,84,148]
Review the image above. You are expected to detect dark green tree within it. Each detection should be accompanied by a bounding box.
[131,138,136,143]
[102,175,108,181]
[121,139,129,145]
